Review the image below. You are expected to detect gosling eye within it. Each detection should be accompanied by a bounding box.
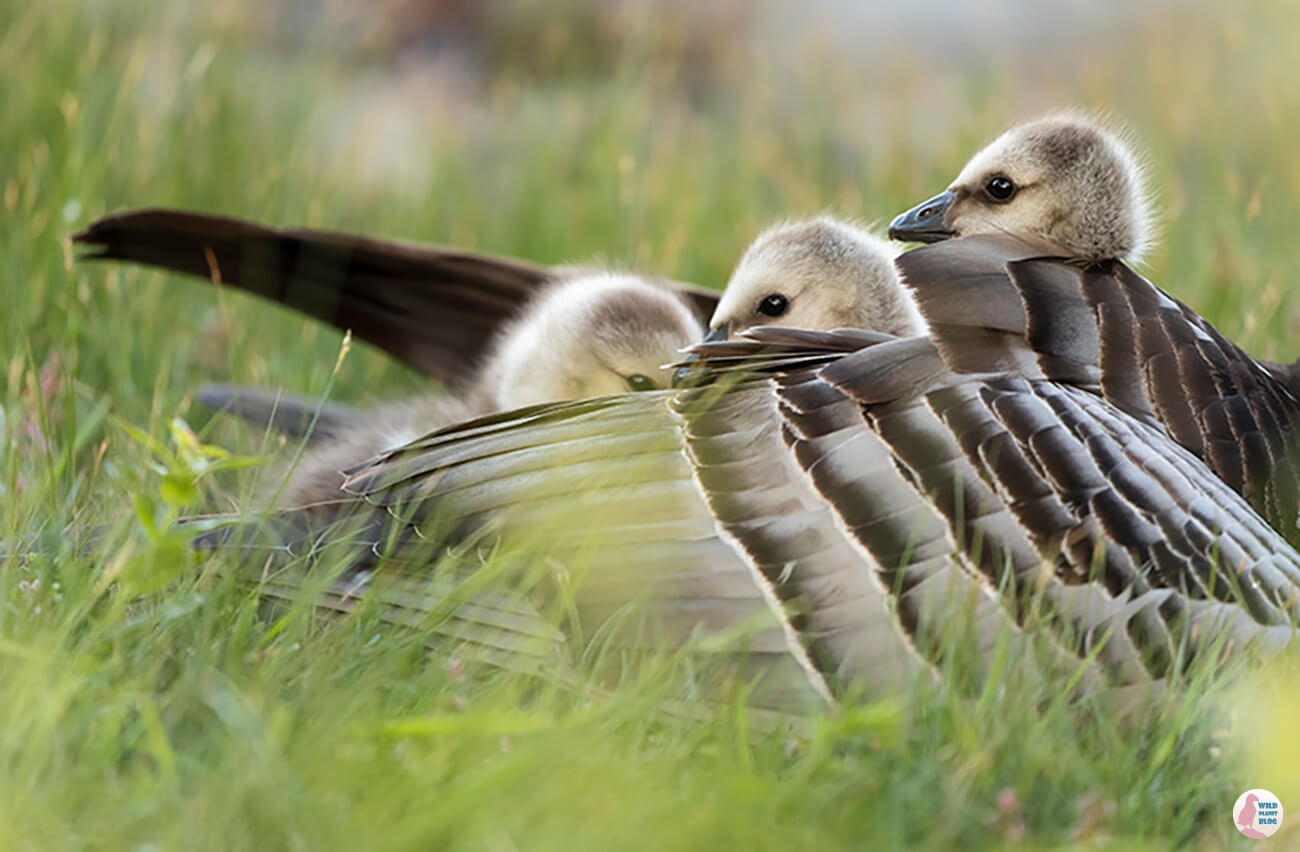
[984,175,1016,202]
[757,294,789,317]
[625,374,657,392]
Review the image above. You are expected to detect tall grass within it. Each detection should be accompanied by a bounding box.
[2,0,1299,848]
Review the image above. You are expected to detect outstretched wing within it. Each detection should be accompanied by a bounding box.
[333,245,1300,695]
[75,208,721,387]
[74,208,551,387]
[174,237,1300,712]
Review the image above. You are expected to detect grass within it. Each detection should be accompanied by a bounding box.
[3,0,1300,848]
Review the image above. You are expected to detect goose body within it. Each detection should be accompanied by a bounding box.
[87,124,1300,710]
[205,234,1300,712]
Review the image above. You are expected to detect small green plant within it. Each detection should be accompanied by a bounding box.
[110,416,263,596]
[2,0,1296,847]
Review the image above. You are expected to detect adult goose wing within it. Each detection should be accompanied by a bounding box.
[74,208,721,388]
[189,236,1300,708]
[900,233,1300,545]
[330,340,1299,705]
[335,380,1026,709]
[73,208,544,387]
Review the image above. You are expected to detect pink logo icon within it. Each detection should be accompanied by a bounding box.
[1234,789,1283,839]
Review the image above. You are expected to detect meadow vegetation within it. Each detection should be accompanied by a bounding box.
[2,0,1299,847]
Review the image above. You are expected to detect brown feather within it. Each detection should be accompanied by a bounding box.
[74,208,720,387]
[147,236,1300,709]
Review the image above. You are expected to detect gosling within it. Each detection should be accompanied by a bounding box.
[889,113,1154,265]
[707,216,925,341]
[277,272,702,509]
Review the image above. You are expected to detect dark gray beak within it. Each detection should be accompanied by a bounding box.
[672,323,730,387]
[888,190,958,243]
[701,323,730,344]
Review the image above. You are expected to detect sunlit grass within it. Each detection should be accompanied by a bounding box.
[3,0,1298,847]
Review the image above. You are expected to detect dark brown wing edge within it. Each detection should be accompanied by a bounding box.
[74,208,722,385]
[73,208,554,387]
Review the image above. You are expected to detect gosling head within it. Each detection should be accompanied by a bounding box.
[484,272,704,409]
[706,216,925,342]
[889,113,1155,264]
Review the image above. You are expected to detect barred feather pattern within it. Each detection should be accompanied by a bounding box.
[900,234,1300,546]
[178,236,1300,711]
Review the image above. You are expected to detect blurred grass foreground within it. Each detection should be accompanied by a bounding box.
[4,0,1300,848]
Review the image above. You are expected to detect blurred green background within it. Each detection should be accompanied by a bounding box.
[2,0,1299,848]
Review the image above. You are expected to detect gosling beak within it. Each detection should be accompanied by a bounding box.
[888,190,958,243]
[701,323,730,344]
[672,323,730,387]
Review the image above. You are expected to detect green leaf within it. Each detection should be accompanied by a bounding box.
[160,472,200,507]
[373,711,561,738]
[119,533,194,597]
[114,415,175,466]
